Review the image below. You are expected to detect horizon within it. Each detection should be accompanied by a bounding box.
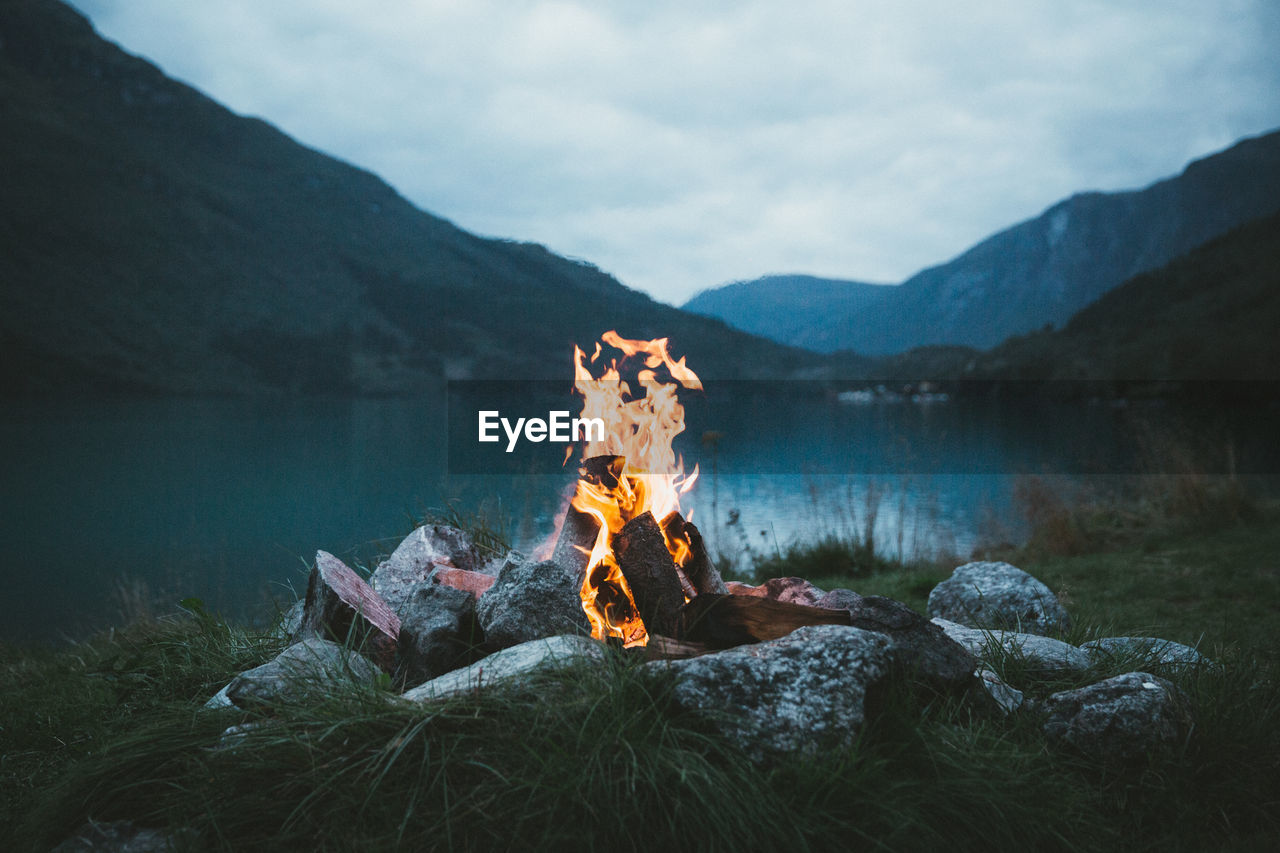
[65,0,1280,305]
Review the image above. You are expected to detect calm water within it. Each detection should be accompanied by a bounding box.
[2,394,1274,642]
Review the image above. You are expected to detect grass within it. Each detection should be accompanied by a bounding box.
[3,510,1279,850]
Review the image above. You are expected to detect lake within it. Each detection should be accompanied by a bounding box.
[3,391,1274,642]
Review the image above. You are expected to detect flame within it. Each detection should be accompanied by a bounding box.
[569,331,701,646]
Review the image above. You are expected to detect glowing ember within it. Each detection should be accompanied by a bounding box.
[568,331,701,647]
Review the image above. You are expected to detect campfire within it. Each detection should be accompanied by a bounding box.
[548,332,852,654]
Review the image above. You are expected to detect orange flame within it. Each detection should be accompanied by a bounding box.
[569,331,701,646]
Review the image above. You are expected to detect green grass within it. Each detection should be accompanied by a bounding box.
[813,516,1280,668]
[3,518,1279,851]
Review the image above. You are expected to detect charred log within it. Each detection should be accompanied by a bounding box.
[612,511,685,638]
[659,511,728,595]
[678,594,854,650]
[642,634,712,660]
[550,505,600,577]
[578,454,625,488]
[549,455,621,575]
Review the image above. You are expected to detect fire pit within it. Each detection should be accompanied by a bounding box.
[546,331,853,655]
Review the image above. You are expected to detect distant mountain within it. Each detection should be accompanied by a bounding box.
[0,0,820,395]
[686,130,1280,356]
[881,209,1280,387]
[683,275,893,352]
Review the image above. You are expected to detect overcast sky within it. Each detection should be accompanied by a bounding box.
[70,0,1280,305]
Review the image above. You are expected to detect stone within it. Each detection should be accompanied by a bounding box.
[726,576,826,606]
[402,635,605,702]
[1042,671,1194,760]
[296,551,400,672]
[977,668,1025,715]
[223,638,381,707]
[476,558,590,649]
[1081,636,1214,670]
[52,820,183,852]
[279,599,305,639]
[203,683,234,710]
[819,592,975,692]
[216,722,269,750]
[932,618,1091,675]
[927,560,1070,635]
[395,581,483,688]
[370,524,486,615]
[650,624,897,764]
[816,588,866,611]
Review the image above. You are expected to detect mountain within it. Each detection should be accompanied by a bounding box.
[0,0,821,395]
[683,275,894,352]
[685,130,1280,356]
[880,209,1280,387]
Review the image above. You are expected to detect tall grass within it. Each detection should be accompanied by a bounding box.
[714,476,960,585]
[6,608,1277,851]
[998,413,1265,559]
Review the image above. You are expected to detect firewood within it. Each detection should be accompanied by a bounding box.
[429,566,496,600]
[297,551,401,672]
[550,504,600,577]
[578,454,625,488]
[677,593,854,650]
[549,455,621,575]
[659,511,728,595]
[642,634,712,660]
[612,511,685,638]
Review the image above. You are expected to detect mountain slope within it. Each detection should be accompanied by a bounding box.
[880,209,1280,385]
[683,275,893,351]
[978,210,1280,384]
[0,0,820,394]
[686,130,1280,356]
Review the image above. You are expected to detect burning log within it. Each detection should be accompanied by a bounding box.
[659,511,728,595]
[612,511,686,639]
[677,593,854,650]
[551,456,621,575]
[551,505,600,577]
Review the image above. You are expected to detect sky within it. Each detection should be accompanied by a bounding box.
[69,0,1280,305]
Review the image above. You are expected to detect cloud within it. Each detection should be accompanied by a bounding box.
[71,0,1280,303]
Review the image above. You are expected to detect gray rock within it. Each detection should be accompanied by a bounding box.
[203,683,235,710]
[395,581,483,688]
[224,638,381,706]
[279,599,305,639]
[932,618,1091,675]
[402,635,604,702]
[977,668,1025,715]
[928,560,1070,635]
[476,558,590,649]
[216,722,269,750]
[821,590,975,692]
[650,624,897,763]
[1043,671,1194,760]
[51,820,182,852]
[1081,636,1214,670]
[371,524,485,615]
[816,588,865,611]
